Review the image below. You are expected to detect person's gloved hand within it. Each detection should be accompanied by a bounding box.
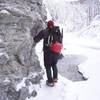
[32,40,36,47]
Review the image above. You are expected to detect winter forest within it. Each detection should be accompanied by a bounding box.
[0,0,100,100]
[45,0,100,31]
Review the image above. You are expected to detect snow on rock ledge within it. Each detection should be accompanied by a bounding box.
[0,0,47,99]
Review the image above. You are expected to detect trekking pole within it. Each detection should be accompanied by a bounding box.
[61,28,63,44]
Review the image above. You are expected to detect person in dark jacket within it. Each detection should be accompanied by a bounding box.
[34,20,61,86]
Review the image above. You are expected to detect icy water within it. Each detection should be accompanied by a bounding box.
[57,54,87,82]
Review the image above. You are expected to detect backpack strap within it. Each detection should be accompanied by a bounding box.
[47,34,53,46]
[61,28,63,37]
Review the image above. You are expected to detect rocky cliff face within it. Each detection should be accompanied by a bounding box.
[0,0,46,99]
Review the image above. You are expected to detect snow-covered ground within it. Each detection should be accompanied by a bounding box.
[17,30,100,100]
[26,75,77,100]
[32,28,100,100]
[24,0,100,100]
[25,0,100,99]
[63,34,100,100]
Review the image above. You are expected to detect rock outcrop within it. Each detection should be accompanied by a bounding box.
[0,0,46,99]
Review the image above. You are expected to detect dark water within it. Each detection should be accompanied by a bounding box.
[57,54,88,82]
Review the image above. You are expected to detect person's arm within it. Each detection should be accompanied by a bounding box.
[34,30,44,43]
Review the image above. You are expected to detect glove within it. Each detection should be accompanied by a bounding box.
[32,40,36,47]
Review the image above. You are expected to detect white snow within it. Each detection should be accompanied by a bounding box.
[26,75,76,100]
[16,77,27,91]
[43,0,87,32]
[63,34,100,100]
[0,10,10,15]
[16,29,100,100]
[23,0,100,100]
[29,23,100,100]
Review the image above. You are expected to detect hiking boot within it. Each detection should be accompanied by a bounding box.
[53,78,58,83]
[46,80,54,87]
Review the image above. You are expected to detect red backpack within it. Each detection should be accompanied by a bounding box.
[48,26,63,53]
[50,42,63,53]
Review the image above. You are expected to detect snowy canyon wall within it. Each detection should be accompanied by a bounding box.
[0,0,46,99]
[44,0,100,32]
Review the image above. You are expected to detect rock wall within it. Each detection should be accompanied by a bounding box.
[0,0,47,99]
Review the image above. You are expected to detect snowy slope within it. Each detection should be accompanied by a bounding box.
[22,40,77,100]
[26,75,76,100]
[33,22,100,100]
[43,0,87,32]
[78,15,100,42]
[64,35,100,100]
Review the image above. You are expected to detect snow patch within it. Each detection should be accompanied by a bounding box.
[0,10,10,15]
[16,77,26,91]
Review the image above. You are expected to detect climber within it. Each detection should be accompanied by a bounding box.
[33,20,63,87]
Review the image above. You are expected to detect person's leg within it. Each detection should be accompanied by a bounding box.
[52,64,58,80]
[52,53,59,82]
[44,52,53,83]
[44,51,57,86]
[45,66,53,82]
[45,66,54,86]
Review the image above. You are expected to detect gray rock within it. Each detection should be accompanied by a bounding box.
[0,53,9,65]
[19,87,30,100]
[0,40,5,48]
[0,82,20,100]
[0,0,47,99]
[0,82,37,100]
[31,90,37,97]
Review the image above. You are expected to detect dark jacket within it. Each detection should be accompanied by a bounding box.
[34,27,62,52]
[34,27,61,67]
[34,28,51,52]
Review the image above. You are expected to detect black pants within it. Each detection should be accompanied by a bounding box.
[44,50,59,82]
[45,64,58,82]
